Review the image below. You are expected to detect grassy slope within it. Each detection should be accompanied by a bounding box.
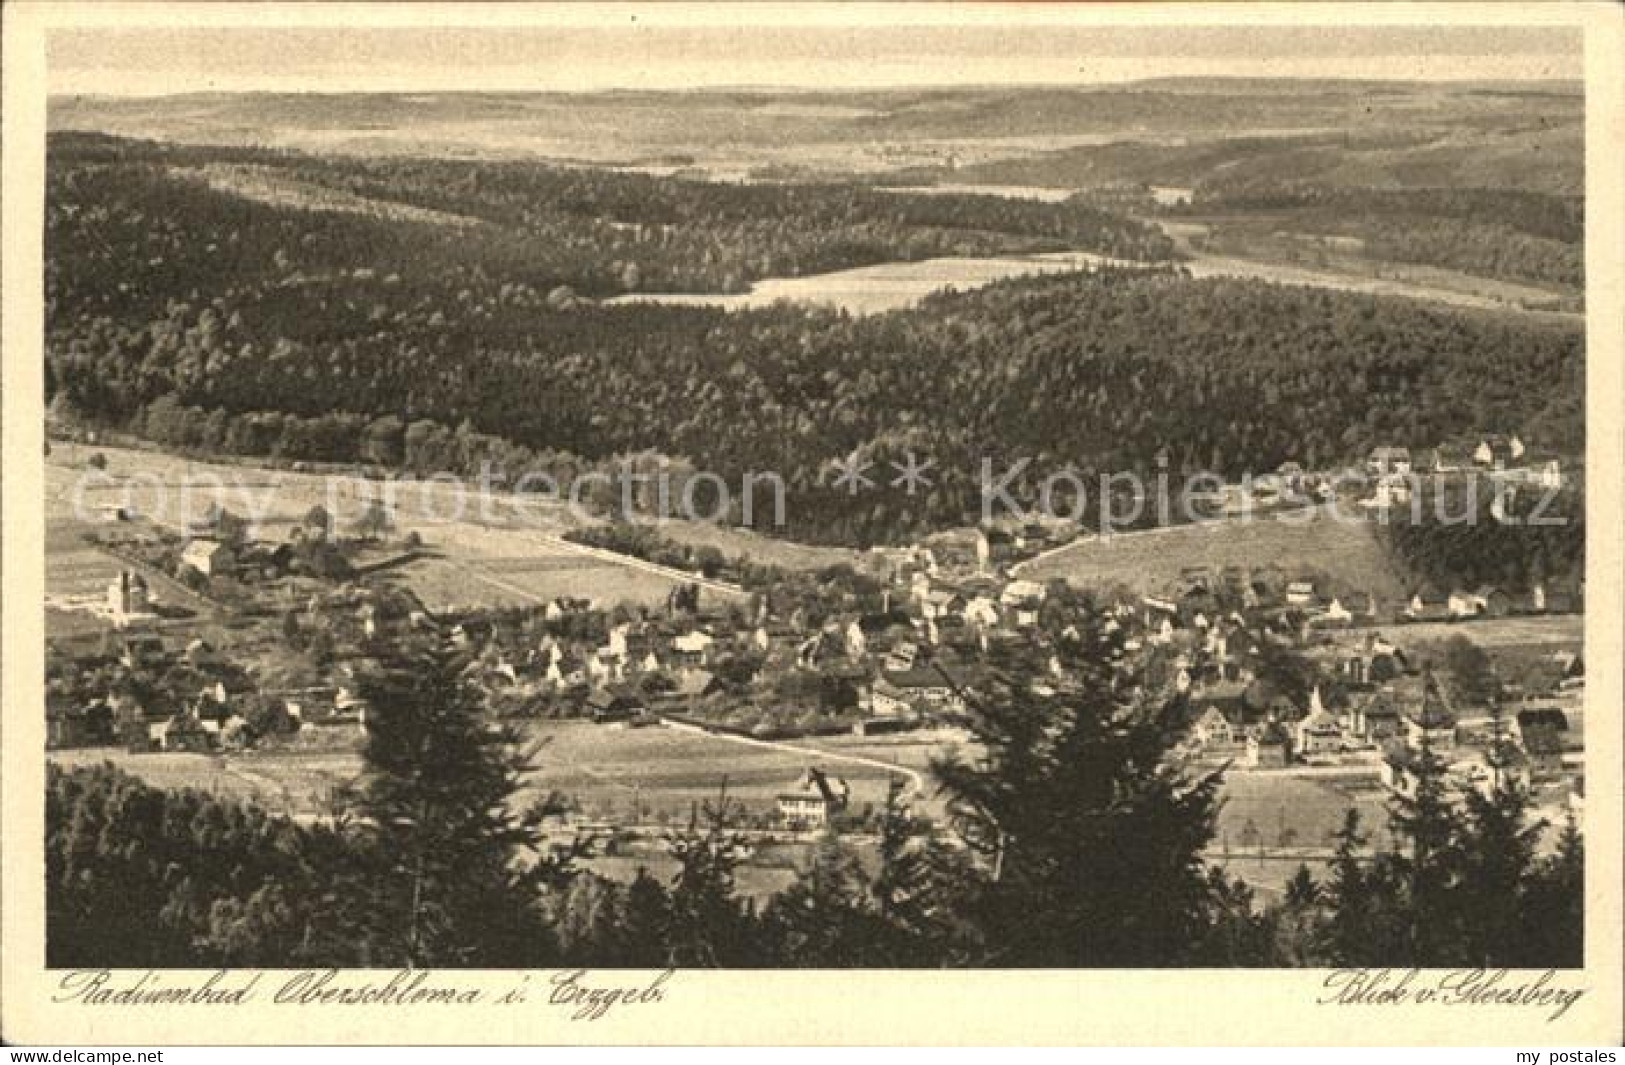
[1018,510,1411,601]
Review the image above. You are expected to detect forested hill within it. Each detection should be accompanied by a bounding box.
[47,135,1583,546]
[46,132,1173,308]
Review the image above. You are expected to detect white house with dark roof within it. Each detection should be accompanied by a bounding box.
[777,768,850,829]
[180,538,235,577]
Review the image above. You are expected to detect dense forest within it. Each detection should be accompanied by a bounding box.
[47,134,1584,546]
[1381,479,1586,594]
[50,132,1173,308]
[1175,183,1585,290]
[48,631,1583,969]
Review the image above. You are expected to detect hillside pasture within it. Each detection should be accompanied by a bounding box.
[175,164,482,227]
[45,445,702,614]
[652,519,867,573]
[1368,613,1584,652]
[1017,509,1410,600]
[392,552,683,613]
[519,721,916,821]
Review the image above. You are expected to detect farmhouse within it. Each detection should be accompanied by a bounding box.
[586,690,646,724]
[670,630,715,666]
[921,589,964,621]
[1447,589,1480,619]
[1284,580,1319,607]
[1356,690,1404,742]
[180,537,236,577]
[1294,689,1342,757]
[1188,706,1236,750]
[963,595,1000,628]
[878,663,967,717]
[869,677,914,718]
[777,768,849,829]
[150,710,214,753]
[1311,597,1353,628]
[1403,591,1451,622]
[1473,435,1521,470]
[999,579,1046,607]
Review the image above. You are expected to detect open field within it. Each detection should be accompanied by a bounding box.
[48,748,339,810]
[1159,221,1581,322]
[51,83,1580,195]
[46,444,714,613]
[50,720,931,824]
[45,535,123,639]
[175,163,481,227]
[518,721,924,821]
[650,519,866,573]
[1350,613,1583,652]
[1016,508,1410,600]
[1215,771,1394,854]
[397,551,682,614]
[609,251,1127,317]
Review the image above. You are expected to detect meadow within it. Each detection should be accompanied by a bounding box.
[517,720,937,822]
[1016,508,1410,600]
[45,444,701,614]
[608,251,1127,316]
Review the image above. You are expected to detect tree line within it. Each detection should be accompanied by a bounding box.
[1174,182,1584,290]
[48,132,1173,316]
[50,267,1583,547]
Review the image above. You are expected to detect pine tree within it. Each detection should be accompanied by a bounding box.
[760,829,881,966]
[869,777,963,965]
[1271,865,1326,966]
[932,614,1225,966]
[1386,728,1464,966]
[347,646,554,967]
[1521,814,1584,967]
[1456,773,1544,965]
[663,785,761,967]
[618,868,675,967]
[1319,811,1379,965]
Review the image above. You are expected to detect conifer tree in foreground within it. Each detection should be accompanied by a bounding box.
[348,646,555,967]
[1385,728,1465,966]
[662,785,764,967]
[932,614,1225,966]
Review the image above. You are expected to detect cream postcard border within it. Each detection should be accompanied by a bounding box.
[3,1,1621,1047]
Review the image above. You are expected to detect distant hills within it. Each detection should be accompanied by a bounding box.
[48,80,1582,195]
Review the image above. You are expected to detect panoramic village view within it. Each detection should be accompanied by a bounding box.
[43,25,1586,969]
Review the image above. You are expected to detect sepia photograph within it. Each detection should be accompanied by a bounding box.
[3,0,1621,1048]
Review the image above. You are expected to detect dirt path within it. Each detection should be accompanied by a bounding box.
[1152,219,1581,322]
[659,719,926,801]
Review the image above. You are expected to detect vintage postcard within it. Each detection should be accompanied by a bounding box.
[2,0,1621,1047]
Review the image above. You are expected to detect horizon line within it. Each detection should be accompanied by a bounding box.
[48,73,1588,102]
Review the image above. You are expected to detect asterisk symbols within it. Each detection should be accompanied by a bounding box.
[890,451,935,495]
[830,452,875,495]
[828,450,935,495]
